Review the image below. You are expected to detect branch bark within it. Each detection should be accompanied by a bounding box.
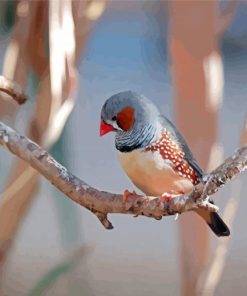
[0,76,27,105]
[0,121,247,229]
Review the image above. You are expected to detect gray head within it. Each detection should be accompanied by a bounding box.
[100,91,160,152]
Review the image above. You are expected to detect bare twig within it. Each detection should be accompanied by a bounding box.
[199,146,247,198]
[0,122,246,229]
[0,76,27,105]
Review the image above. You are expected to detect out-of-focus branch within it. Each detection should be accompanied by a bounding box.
[217,0,238,36]
[198,180,241,296]
[0,0,107,276]
[0,121,247,229]
[197,117,247,296]
[240,117,247,147]
[168,2,223,294]
[0,0,32,122]
[0,76,27,105]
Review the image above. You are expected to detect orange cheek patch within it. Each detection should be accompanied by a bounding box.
[117,107,135,131]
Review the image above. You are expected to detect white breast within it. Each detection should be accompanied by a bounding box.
[118,149,193,196]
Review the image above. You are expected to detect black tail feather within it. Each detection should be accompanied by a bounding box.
[207,212,230,237]
[195,207,230,237]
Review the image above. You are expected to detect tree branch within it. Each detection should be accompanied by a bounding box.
[0,76,27,105]
[0,122,247,229]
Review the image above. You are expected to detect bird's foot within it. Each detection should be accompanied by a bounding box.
[202,174,211,184]
[122,189,137,203]
[122,189,139,217]
[160,191,184,202]
[160,192,174,202]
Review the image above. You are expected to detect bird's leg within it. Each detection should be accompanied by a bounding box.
[122,189,140,217]
[122,189,137,203]
[160,190,184,202]
[160,191,184,220]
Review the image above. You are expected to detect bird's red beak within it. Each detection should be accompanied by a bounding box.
[100,120,115,136]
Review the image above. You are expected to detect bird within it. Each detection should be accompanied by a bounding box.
[100,90,230,237]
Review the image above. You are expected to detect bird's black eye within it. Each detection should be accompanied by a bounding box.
[112,116,116,121]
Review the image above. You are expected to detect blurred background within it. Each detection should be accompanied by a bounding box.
[0,0,247,295]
